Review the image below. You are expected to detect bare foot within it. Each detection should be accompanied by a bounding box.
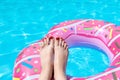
[54,38,68,80]
[39,37,54,80]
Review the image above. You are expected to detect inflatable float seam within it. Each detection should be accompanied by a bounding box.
[108,34,120,47]
[111,52,120,63]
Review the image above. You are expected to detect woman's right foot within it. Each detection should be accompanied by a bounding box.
[54,38,68,80]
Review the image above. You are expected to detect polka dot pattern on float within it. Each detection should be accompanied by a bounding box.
[34,51,38,54]
[62,28,67,32]
[34,60,38,64]
[16,68,20,73]
[70,28,74,30]
[26,49,30,52]
[22,72,25,76]
[34,68,38,72]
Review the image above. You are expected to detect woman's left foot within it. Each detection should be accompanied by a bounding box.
[39,37,54,80]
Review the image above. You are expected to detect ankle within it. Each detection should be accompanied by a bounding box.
[39,72,51,80]
[39,67,53,80]
[54,69,67,80]
[54,73,67,80]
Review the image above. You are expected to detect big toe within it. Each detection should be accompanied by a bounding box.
[49,37,54,47]
[55,38,59,46]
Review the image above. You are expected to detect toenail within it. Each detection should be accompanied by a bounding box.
[49,36,53,39]
[56,37,60,40]
[39,42,43,46]
[60,37,64,40]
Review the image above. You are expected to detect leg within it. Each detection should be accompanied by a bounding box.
[54,38,68,80]
[39,37,54,80]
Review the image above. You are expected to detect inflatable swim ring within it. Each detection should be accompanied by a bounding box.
[13,19,120,80]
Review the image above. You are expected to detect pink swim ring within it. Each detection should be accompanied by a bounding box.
[13,19,120,80]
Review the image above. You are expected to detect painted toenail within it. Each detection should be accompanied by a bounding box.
[49,36,53,39]
[60,37,64,40]
[56,37,60,40]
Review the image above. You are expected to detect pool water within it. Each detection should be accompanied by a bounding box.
[66,46,109,77]
[0,0,120,80]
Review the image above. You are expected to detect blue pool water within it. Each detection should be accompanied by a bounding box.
[0,0,120,80]
[66,46,109,77]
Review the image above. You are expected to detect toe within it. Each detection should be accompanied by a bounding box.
[50,38,54,47]
[64,42,67,49]
[40,41,44,48]
[59,38,62,46]
[44,38,47,45]
[46,38,49,45]
[55,37,59,46]
[62,40,65,47]
[66,46,68,50]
